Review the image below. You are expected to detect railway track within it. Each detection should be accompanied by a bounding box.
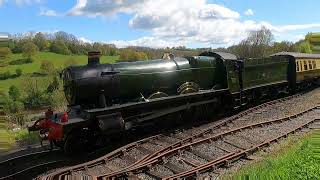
[39,93,317,180]
[96,105,320,179]
[0,149,68,180]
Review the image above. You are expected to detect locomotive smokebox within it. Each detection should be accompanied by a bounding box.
[88,51,101,66]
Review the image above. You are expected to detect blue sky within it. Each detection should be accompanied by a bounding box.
[0,0,320,48]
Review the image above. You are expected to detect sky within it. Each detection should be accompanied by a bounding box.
[0,0,320,48]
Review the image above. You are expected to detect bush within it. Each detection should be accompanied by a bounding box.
[9,58,33,65]
[48,89,67,111]
[40,60,55,75]
[22,41,38,59]
[22,78,50,108]
[14,129,39,146]
[47,76,59,93]
[26,57,34,63]
[119,49,148,62]
[0,71,12,80]
[0,70,23,80]
[3,98,24,114]
[15,68,22,77]
[8,85,20,101]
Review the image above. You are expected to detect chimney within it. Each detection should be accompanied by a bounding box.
[88,51,101,65]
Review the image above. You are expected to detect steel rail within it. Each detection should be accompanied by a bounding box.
[97,105,319,179]
[165,118,320,179]
[0,149,64,180]
[39,135,163,180]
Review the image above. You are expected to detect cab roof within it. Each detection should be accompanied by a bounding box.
[199,51,238,61]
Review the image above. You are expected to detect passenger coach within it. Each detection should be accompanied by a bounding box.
[272,52,320,89]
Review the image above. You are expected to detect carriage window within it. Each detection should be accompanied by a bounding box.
[313,60,317,69]
[296,62,299,71]
[309,61,313,70]
[300,61,303,72]
[304,61,308,70]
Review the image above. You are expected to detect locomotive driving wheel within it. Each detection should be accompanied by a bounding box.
[177,82,200,94]
[63,130,92,154]
[148,92,169,99]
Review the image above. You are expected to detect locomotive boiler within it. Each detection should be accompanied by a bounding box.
[62,51,228,108]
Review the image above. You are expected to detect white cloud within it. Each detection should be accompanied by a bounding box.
[109,36,185,48]
[293,34,305,41]
[267,23,320,32]
[79,37,92,43]
[0,0,6,6]
[68,0,146,16]
[68,0,320,48]
[39,8,58,16]
[244,9,254,16]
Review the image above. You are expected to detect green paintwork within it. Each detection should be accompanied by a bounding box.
[242,56,288,90]
[224,60,241,93]
[113,56,224,100]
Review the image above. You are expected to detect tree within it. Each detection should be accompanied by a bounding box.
[119,49,148,61]
[40,60,55,75]
[109,47,117,56]
[270,41,296,54]
[228,26,274,58]
[8,85,20,101]
[50,40,71,55]
[136,51,148,60]
[33,32,49,51]
[22,41,38,60]
[297,41,312,53]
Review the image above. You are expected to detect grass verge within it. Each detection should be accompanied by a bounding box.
[0,116,40,152]
[228,130,320,180]
[0,116,15,152]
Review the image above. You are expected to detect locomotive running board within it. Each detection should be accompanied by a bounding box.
[134,98,218,123]
[85,88,229,114]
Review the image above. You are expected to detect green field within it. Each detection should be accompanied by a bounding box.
[0,52,119,94]
[229,131,320,180]
[0,116,15,151]
[0,115,40,151]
